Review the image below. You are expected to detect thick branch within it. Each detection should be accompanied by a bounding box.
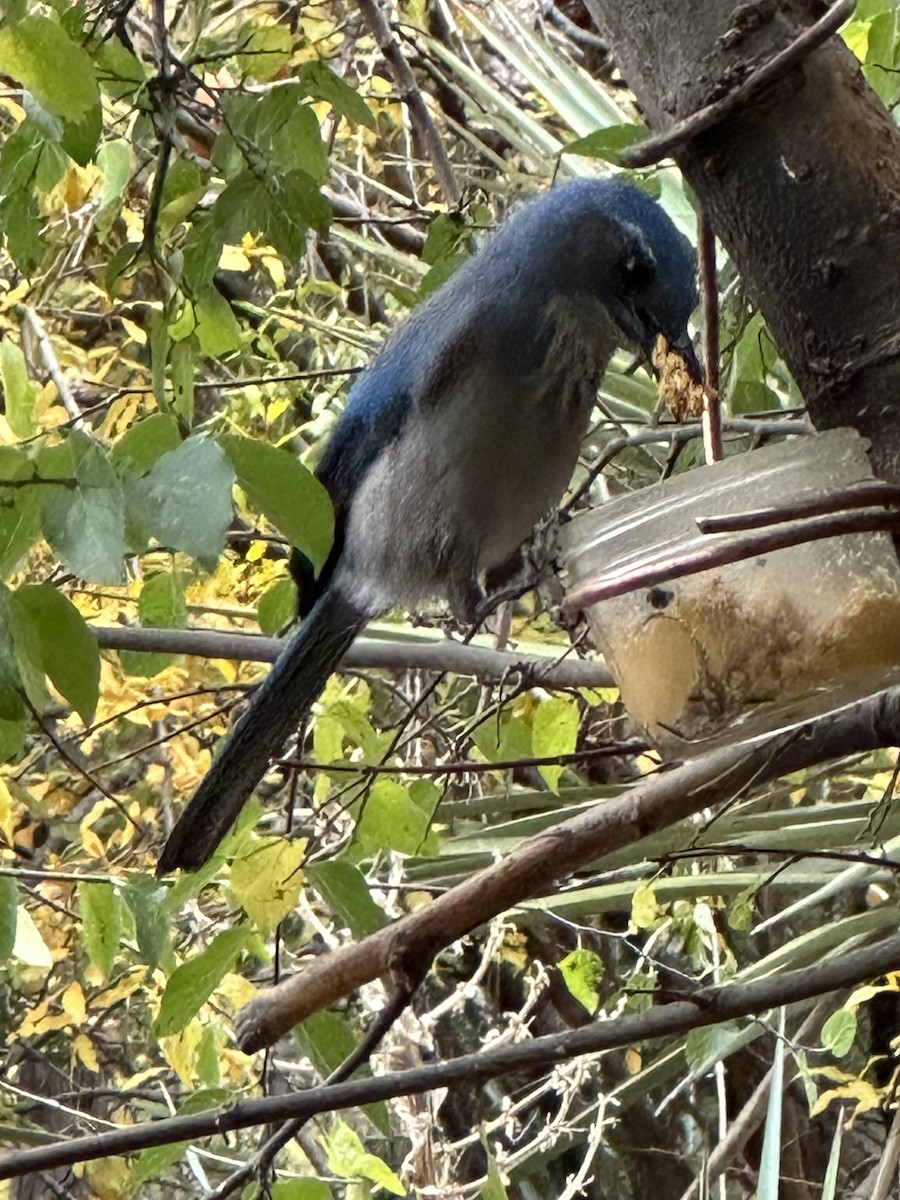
[236,685,900,1051]
[90,624,612,689]
[355,0,461,205]
[4,930,900,1180]
[585,0,900,481]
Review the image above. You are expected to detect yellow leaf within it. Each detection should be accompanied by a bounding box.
[810,1077,882,1118]
[81,827,105,859]
[73,1033,99,1073]
[261,253,285,289]
[266,397,290,425]
[631,884,662,930]
[214,971,258,1010]
[83,1155,131,1200]
[220,243,252,271]
[230,838,306,933]
[120,317,146,345]
[62,981,86,1024]
[162,1022,204,1087]
[0,776,15,843]
[96,968,148,1009]
[12,906,52,971]
[625,1048,642,1075]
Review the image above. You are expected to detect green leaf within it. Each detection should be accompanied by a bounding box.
[214,168,330,263]
[822,1008,857,1058]
[0,190,44,275]
[725,311,781,413]
[131,1141,189,1186]
[271,1180,334,1200]
[78,882,123,981]
[194,288,241,357]
[0,340,37,439]
[471,712,531,766]
[324,1120,404,1196]
[196,1026,220,1087]
[126,436,235,562]
[140,571,188,628]
[230,838,305,934]
[182,216,225,292]
[156,926,249,1036]
[558,948,603,1013]
[159,157,204,231]
[111,413,181,475]
[120,571,188,677]
[15,584,100,723]
[169,337,195,425]
[0,447,33,483]
[7,583,49,711]
[480,1135,509,1200]
[61,96,101,166]
[685,1021,742,1074]
[222,434,333,572]
[95,139,133,238]
[0,875,18,960]
[257,576,296,637]
[297,59,376,129]
[295,1009,359,1077]
[0,587,27,721]
[758,1010,785,1200]
[0,16,98,119]
[564,123,647,163]
[122,874,171,971]
[306,861,387,938]
[236,23,293,83]
[0,485,43,575]
[224,87,328,181]
[355,777,431,855]
[531,695,579,790]
[93,37,147,103]
[42,480,127,582]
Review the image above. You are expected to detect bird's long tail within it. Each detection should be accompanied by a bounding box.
[157,585,366,875]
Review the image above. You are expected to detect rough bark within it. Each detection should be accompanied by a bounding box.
[584,0,900,482]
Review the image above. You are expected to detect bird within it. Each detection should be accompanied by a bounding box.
[157,177,699,875]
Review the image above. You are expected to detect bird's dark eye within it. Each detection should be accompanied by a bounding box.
[621,237,657,290]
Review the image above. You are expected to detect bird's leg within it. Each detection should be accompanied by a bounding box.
[476,514,562,623]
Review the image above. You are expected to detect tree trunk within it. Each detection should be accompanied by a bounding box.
[584,0,900,482]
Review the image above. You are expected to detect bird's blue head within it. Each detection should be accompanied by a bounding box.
[510,178,701,379]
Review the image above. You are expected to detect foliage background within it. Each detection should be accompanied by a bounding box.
[0,0,899,1197]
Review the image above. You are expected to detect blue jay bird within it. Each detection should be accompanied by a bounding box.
[158,178,699,874]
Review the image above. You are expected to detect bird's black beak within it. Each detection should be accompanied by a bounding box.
[665,329,703,384]
[612,303,704,385]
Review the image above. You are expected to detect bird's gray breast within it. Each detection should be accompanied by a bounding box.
[341,294,618,615]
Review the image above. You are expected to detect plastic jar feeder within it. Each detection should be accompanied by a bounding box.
[561,429,900,751]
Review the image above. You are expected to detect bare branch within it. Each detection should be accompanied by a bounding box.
[236,685,900,1052]
[4,929,900,1181]
[355,0,461,205]
[90,623,614,689]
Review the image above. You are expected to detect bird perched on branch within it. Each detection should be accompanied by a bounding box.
[158,177,699,875]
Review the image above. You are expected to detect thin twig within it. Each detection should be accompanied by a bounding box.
[5,928,900,1181]
[356,0,461,205]
[26,702,143,834]
[697,214,722,462]
[282,741,649,777]
[235,685,900,1052]
[565,506,900,612]
[696,481,900,533]
[20,308,82,424]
